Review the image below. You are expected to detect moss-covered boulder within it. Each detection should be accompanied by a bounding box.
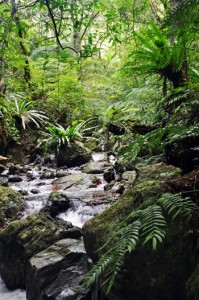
[57,143,91,167]
[82,163,196,300]
[0,213,82,289]
[0,186,25,228]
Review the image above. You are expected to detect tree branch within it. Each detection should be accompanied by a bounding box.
[81,11,100,41]
[45,0,78,53]
[18,0,39,9]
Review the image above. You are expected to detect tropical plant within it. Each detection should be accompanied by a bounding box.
[0,97,19,150]
[125,22,187,90]
[118,123,199,163]
[82,193,197,294]
[12,99,49,129]
[41,118,97,154]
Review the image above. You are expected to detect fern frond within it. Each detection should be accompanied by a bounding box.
[102,220,141,293]
[82,221,141,293]
[140,205,166,250]
[158,193,197,221]
[82,254,112,288]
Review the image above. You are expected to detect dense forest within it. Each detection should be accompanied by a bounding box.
[0,0,199,300]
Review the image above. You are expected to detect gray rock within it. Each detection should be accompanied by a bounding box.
[41,192,72,217]
[8,176,23,182]
[26,239,92,300]
[30,189,39,194]
[54,173,93,191]
[40,171,55,179]
[8,165,21,175]
[57,143,91,168]
[0,164,6,174]
[0,213,82,289]
[103,168,115,183]
[83,161,110,174]
[122,171,137,183]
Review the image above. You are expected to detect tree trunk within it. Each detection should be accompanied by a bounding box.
[11,0,31,84]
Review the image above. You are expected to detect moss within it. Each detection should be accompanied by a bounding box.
[0,186,25,229]
[137,162,182,182]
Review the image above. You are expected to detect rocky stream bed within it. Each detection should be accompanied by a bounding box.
[0,131,199,300]
[0,152,133,300]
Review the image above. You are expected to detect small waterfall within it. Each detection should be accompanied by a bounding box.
[59,199,109,228]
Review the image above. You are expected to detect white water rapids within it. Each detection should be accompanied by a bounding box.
[0,152,114,299]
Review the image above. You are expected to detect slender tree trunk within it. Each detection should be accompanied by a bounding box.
[70,0,81,56]
[0,56,6,97]
[11,0,31,84]
[0,17,6,96]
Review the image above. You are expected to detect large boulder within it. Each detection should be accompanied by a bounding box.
[6,144,29,165]
[26,239,92,300]
[0,186,25,228]
[40,191,72,217]
[54,173,94,191]
[83,161,110,174]
[57,143,91,167]
[0,213,82,289]
[82,164,196,300]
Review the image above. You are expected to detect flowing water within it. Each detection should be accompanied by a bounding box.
[0,152,114,299]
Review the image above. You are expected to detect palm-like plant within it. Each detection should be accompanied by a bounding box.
[41,118,97,154]
[4,93,48,129]
[13,100,49,129]
[125,22,187,89]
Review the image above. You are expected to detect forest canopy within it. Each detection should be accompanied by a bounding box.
[0,0,198,156]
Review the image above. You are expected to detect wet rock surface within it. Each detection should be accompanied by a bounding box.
[26,239,92,300]
[0,186,25,228]
[54,173,93,190]
[8,176,23,183]
[0,165,6,174]
[41,191,73,217]
[0,213,82,289]
[83,161,110,174]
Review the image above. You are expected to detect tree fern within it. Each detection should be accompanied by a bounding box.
[125,22,187,88]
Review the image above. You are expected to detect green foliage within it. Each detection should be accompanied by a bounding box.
[119,124,199,163]
[13,100,48,129]
[158,193,196,222]
[124,22,186,85]
[3,93,48,130]
[40,118,96,153]
[82,193,197,294]
[0,97,19,146]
